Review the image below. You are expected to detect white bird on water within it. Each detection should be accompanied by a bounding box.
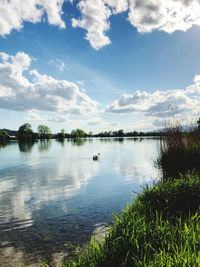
[93,153,100,160]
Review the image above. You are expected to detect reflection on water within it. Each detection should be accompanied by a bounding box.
[18,141,34,153]
[38,139,52,152]
[71,138,87,146]
[0,141,9,149]
[0,138,160,266]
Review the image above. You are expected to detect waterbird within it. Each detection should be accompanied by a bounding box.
[93,153,100,160]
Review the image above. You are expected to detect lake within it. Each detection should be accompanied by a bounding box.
[0,137,161,266]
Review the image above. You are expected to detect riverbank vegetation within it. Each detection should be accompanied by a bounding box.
[0,129,9,142]
[65,173,200,266]
[157,120,200,177]
[63,119,200,266]
[1,123,163,142]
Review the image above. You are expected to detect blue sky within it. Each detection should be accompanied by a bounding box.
[1,0,200,133]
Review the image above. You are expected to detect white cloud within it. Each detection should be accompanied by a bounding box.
[87,117,103,125]
[26,110,70,123]
[0,51,99,119]
[128,0,200,33]
[72,0,112,50]
[1,0,200,49]
[0,0,65,36]
[72,0,200,49]
[77,80,84,86]
[49,58,65,72]
[86,116,119,127]
[105,75,200,127]
[105,0,129,14]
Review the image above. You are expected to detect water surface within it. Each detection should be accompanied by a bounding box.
[0,138,160,266]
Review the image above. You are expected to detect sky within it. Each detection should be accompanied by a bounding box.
[1,0,200,134]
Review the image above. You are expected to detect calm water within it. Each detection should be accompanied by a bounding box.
[0,137,160,266]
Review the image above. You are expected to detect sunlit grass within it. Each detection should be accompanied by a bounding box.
[64,173,200,267]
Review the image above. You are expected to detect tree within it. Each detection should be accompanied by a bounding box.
[71,129,86,139]
[61,129,65,138]
[0,130,9,142]
[18,123,35,140]
[117,129,124,137]
[38,125,52,139]
[88,131,93,138]
[57,129,65,139]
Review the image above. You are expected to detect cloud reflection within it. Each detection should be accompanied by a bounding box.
[111,138,160,183]
[0,140,99,230]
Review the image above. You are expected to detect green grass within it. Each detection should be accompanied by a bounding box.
[158,123,200,178]
[157,144,200,177]
[63,173,200,267]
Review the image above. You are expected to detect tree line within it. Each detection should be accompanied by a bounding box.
[0,122,163,142]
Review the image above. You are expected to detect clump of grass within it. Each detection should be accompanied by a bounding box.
[158,120,200,177]
[157,144,200,177]
[64,173,200,267]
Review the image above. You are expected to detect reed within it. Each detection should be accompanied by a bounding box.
[158,120,200,177]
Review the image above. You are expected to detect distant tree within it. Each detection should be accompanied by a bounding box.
[117,129,124,137]
[0,129,9,142]
[61,129,65,138]
[88,131,93,138]
[38,125,52,139]
[2,129,18,137]
[18,123,35,140]
[132,131,138,136]
[197,118,200,129]
[71,129,86,139]
[57,129,65,139]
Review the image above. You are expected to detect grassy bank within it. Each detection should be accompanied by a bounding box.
[64,173,200,266]
[50,123,200,266]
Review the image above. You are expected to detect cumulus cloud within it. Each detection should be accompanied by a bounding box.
[128,0,200,33]
[72,0,200,49]
[0,51,99,120]
[71,0,130,49]
[105,0,129,14]
[72,0,112,50]
[0,0,66,36]
[105,75,200,126]
[1,0,200,49]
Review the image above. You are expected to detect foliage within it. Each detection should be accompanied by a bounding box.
[18,123,35,140]
[65,174,200,267]
[94,130,161,138]
[1,128,18,137]
[57,129,65,139]
[157,144,200,177]
[0,129,9,142]
[158,119,200,177]
[71,129,86,139]
[37,124,52,139]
